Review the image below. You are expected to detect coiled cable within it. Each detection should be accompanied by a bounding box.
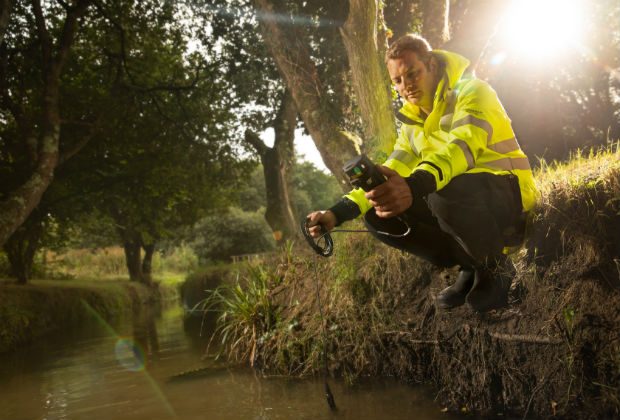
[301,216,411,258]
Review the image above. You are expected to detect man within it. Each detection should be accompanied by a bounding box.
[307,34,538,312]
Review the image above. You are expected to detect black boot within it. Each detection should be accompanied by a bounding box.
[465,267,510,312]
[436,268,475,310]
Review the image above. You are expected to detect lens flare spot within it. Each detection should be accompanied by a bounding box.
[490,52,507,66]
[115,338,146,372]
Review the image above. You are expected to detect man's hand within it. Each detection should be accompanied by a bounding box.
[365,166,413,218]
[306,210,337,238]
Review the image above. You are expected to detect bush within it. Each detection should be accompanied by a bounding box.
[190,207,276,263]
[154,244,199,274]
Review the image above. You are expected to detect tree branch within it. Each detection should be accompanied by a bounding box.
[31,0,52,69]
[384,327,562,345]
[119,77,202,94]
[91,0,202,94]
[0,44,36,160]
[0,53,25,127]
[253,0,359,186]
[58,115,102,165]
[0,0,91,247]
[90,0,141,89]
[53,0,91,73]
[244,129,268,158]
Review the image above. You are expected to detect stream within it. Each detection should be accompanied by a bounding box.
[0,303,463,420]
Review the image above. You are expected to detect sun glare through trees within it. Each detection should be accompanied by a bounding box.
[498,0,585,60]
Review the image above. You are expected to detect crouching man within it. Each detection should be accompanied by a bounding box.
[307,34,538,312]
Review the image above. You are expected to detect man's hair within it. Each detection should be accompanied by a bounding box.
[385,34,433,65]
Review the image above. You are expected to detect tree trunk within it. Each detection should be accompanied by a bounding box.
[112,206,154,285]
[0,0,11,46]
[0,0,90,248]
[123,240,143,282]
[254,0,359,190]
[245,91,298,244]
[262,146,296,242]
[420,0,450,48]
[3,219,43,284]
[141,243,155,285]
[340,0,397,159]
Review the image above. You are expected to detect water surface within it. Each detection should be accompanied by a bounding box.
[0,305,461,420]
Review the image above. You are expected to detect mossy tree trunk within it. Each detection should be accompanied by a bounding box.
[254,0,359,190]
[0,0,91,248]
[340,0,397,159]
[245,90,298,244]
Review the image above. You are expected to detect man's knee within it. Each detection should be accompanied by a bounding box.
[425,173,523,262]
[363,208,467,268]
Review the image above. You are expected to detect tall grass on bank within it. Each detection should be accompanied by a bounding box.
[199,231,433,381]
[32,244,199,281]
[200,262,282,365]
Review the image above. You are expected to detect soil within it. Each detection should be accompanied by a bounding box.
[258,233,620,419]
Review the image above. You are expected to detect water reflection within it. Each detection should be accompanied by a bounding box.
[131,308,160,361]
[113,308,162,372]
[0,304,462,420]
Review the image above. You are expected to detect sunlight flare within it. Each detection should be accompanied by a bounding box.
[500,0,585,59]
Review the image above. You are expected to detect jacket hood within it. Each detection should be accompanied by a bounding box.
[399,50,471,122]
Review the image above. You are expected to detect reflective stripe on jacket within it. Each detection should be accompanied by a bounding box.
[345,49,539,216]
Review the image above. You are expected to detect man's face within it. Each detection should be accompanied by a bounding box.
[387,51,437,112]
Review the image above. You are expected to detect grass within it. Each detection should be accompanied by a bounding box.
[198,261,282,365]
[27,244,199,286]
[534,142,620,194]
[528,143,620,271]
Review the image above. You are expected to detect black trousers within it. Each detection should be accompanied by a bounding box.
[364,173,525,269]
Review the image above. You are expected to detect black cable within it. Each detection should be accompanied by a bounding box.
[301,217,411,258]
[300,216,412,411]
[301,217,411,411]
[312,255,337,411]
[301,219,334,257]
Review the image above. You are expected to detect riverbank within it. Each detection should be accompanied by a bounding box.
[207,146,620,418]
[0,278,179,353]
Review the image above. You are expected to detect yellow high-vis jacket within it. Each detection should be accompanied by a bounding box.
[345,50,539,216]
